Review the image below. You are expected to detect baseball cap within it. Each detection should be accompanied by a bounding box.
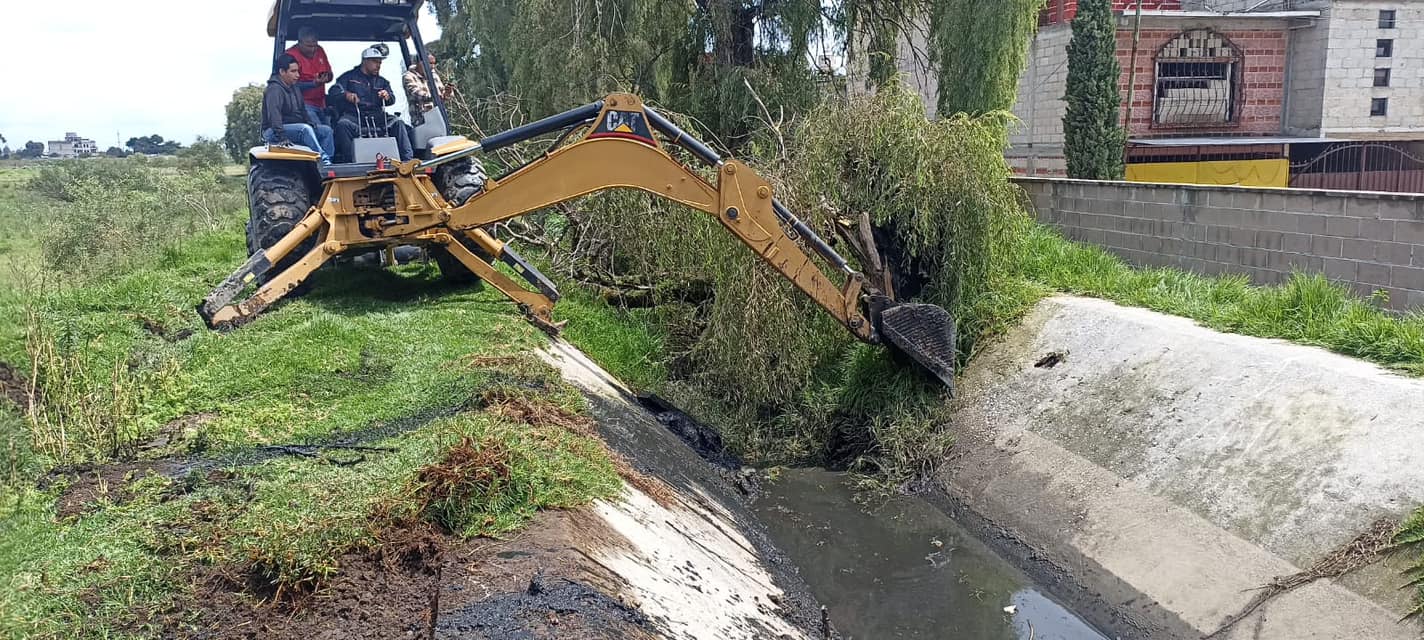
[361,44,389,60]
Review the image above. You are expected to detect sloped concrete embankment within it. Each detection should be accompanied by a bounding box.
[532,341,825,640]
[944,295,1424,639]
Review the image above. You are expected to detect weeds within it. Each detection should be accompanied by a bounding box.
[0,159,626,635]
[27,159,155,203]
[1395,510,1424,620]
[37,165,239,278]
[1006,223,1424,375]
[24,315,179,464]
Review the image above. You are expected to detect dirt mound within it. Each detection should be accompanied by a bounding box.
[0,360,36,409]
[49,460,189,519]
[155,509,648,640]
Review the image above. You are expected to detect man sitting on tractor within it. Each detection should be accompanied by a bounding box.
[285,27,333,127]
[402,53,451,126]
[328,45,414,162]
[262,53,335,166]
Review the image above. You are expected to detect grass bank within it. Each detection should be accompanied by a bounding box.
[0,161,623,638]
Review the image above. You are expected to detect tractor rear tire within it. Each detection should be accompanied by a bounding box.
[431,158,489,285]
[246,161,317,291]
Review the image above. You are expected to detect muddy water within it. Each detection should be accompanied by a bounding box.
[756,469,1109,640]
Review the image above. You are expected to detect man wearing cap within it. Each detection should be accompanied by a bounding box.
[285,27,334,127]
[262,53,335,166]
[328,45,413,162]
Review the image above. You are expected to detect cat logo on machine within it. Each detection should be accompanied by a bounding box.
[589,110,656,145]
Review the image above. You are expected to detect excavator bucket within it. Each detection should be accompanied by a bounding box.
[879,303,958,391]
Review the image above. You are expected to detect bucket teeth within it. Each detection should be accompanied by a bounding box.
[879,303,957,391]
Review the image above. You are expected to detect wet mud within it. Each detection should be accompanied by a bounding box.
[0,360,36,409]
[436,574,657,639]
[48,460,192,519]
[154,509,653,640]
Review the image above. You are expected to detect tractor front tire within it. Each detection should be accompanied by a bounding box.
[431,158,489,285]
[246,161,317,291]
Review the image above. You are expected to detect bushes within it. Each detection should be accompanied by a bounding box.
[27,159,155,202]
[32,160,240,278]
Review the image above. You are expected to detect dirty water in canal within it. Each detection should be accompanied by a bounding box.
[756,468,1109,640]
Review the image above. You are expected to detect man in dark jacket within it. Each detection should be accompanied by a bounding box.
[263,53,335,166]
[328,45,413,162]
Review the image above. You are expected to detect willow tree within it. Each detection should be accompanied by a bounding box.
[428,0,687,131]
[1062,0,1125,179]
[931,0,1043,116]
[429,0,839,152]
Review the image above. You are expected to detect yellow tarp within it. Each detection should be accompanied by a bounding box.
[1125,159,1289,188]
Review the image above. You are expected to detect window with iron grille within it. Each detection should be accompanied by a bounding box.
[1153,30,1239,126]
[1377,39,1393,58]
[1371,98,1389,117]
[1375,68,1392,87]
[1379,10,1397,29]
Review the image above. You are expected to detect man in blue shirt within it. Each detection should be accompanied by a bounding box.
[328,45,413,162]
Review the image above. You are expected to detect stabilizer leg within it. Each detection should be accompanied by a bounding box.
[458,228,562,302]
[198,215,336,330]
[439,233,566,336]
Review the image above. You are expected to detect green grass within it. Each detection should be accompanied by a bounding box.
[0,165,624,638]
[553,286,669,393]
[0,167,44,287]
[1005,223,1424,374]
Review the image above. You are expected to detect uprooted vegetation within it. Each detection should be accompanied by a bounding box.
[537,81,1031,484]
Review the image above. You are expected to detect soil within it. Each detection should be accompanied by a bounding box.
[0,360,36,409]
[49,460,190,519]
[152,508,658,640]
[634,394,743,471]
[140,413,218,452]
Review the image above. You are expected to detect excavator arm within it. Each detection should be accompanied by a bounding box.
[199,94,957,387]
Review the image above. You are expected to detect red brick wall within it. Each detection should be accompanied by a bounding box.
[1115,29,1286,137]
[1040,0,1182,25]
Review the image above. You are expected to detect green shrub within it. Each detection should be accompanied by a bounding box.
[36,166,240,278]
[27,159,154,202]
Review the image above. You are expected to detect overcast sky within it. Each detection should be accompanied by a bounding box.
[0,0,442,150]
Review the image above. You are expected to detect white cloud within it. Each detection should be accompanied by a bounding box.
[0,0,441,149]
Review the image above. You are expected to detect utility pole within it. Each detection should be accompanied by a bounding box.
[1123,0,1144,167]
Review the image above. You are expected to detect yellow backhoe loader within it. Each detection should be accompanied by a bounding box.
[201,1,957,388]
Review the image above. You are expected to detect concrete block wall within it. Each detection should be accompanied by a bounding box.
[1009,24,1074,149]
[1285,4,1332,136]
[1320,1,1424,138]
[1015,177,1424,309]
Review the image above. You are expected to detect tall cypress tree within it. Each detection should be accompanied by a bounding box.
[1063,0,1125,179]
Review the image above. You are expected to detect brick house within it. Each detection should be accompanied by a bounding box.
[1008,0,1311,184]
[894,1,1424,191]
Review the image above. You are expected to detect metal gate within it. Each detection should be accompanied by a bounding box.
[1289,142,1424,194]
